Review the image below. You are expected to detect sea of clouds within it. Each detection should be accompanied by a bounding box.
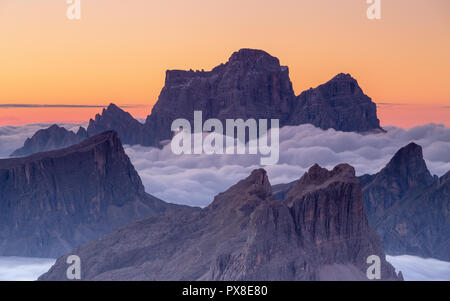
[0,257,55,281]
[2,122,450,207]
[0,255,447,281]
[1,122,450,281]
[386,255,450,281]
[124,123,450,207]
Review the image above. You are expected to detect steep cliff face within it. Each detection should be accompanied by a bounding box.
[0,131,175,258]
[10,124,88,157]
[282,164,396,280]
[11,49,383,155]
[360,143,450,260]
[87,103,145,145]
[362,143,436,223]
[143,49,295,146]
[143,50,383,146]
[39,165,399,281]
[11,104,145,157]
[288,73,383,132]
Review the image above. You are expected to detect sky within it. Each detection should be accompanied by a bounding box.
[0,0,450,127]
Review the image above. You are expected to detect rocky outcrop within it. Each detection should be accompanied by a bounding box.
[10,124,88,157]
[11,104,145,157]
[143,49,383,146]
[0,131,178,258]
[287,73,383,132]
[39,165,400,281]
[360,143,450,261]
[142,49,295,146]
[87,103,145,145]
[11,49,383,155]
[362,143,436,223]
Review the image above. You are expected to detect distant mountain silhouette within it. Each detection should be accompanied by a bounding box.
[11,124,87,157]
[39,165,400,281]
[11,48,383,157]
[288,73,383,132]
[144,49,383,146]
[87,103,146,145]
[0,131,181,257]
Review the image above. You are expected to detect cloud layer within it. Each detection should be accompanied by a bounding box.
[0,256,55,281]
[1,123,450,280]
[387,255,450,281]
[2,122,450,207]
[0,255,448,281]
[125,123,450,207]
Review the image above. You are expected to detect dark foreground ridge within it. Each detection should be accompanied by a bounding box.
[39,164,400,281]
[0,131,182,257]
[273,143,450,261]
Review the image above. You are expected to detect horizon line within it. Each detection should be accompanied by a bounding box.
[0,104,149,108]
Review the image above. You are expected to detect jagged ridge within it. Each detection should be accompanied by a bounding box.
[11,49,383,156]
[0,131,178,257]
[39,165,400,281]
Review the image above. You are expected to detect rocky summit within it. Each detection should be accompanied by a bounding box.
[11,124,88,157]
[142,49,296,146]
[360,143,450,261]
[11,49,383,156]
[288,73,384,132]
[39,165,400,281]
[0,131,177,258]
[143,49,383,146]
[87,103,145,145]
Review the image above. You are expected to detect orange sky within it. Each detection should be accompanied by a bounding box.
[1,0,449,126]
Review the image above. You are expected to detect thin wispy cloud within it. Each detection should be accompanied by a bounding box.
[377,102,410,106]
[0,104,145,108]
[377,102,450,109]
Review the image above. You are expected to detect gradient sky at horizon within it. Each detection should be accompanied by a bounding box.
[1,0,450,126]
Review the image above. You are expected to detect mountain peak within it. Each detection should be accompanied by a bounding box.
[229,48,274,62]
[381,142,434,187]
[285,164,357,205]
[226,48,283,72]
[40,165,400,280]
[87,103,144,145]
[0,130,171,257]
[296,163,356,189]
[330,73,354,81]
[233,168,272,197]
[290,71,382,132]
[440,170,450,184]
[105,103,122,111]
[361,143,449,261]
[47,124,61,130]
[100,103,129,117]
[10,124,88,157]
[208,168,272,213]
[318,72,363,97]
